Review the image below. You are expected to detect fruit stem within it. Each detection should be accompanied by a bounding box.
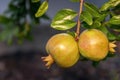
[76,0,84,40]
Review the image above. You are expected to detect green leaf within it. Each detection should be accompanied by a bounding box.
[51,20,76,30]
[70,0,80,2]
[0,15,11,24]
[52,9,77,21]
[108,15,120,25]
[67,31,76,37]
[35,1,48,17]
[92,21,101,28]
[96,13,108,22]
[113,29,120,32]
[112,4,120,15]
[0,27,19,42]
[8,3,18,11]
[100,0,120,11]
[98,25,109,35]
[51,9,77,30]
[117,35,120,40]
[80,11,93,25]
[82,22,91,29]
[109,24,120,30]
[31,0,40,3]
[98,25,117,41]
[84,2,101,17]
[107,32,117,40]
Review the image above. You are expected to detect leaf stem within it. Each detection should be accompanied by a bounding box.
[76,0,84,40]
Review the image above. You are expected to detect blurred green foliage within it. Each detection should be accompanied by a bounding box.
[0,0,120,47]
[0,0,49,44]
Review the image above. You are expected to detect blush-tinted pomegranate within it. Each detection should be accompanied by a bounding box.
[43,33,80,68]
[78,29,109,61]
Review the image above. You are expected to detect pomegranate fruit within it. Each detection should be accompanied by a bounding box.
[42,33,80,68]
[78,29,109,61]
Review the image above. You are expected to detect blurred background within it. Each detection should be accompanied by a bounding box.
[0,0,120,80]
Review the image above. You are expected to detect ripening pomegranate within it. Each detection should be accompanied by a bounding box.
[42,33,80,68]
[78,29,109,61]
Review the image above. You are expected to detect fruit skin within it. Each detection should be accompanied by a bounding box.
[46,33,79,68]
[78,29,109,61]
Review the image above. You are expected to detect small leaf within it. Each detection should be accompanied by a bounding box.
[112,4,120,15]
[80,11,93,25]
[109,24,120,30]
[107,32,117,40]
[23,22,30,36]
[82,22,91,29]
[7,37,13,45]
[51,9,77,30]
[67,31,76,37]
[96,13,108,22]
[52,9,77,21]
[98,25,109,35]
[70,0,80,2]
[0,27,19,42]
[8,3,18,11]
[35,1,48,17]
[108,15,120,25]
[0,15,11,24]
[31,0,40,3]
[98,25,117,41]
[84,2,101,17]
[113,29,120,32]
[92,21,101,28]
[100,0,120,11]
[51,20,77,30]
[117,35,120,40]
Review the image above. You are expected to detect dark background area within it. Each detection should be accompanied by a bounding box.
[0,0,120,80]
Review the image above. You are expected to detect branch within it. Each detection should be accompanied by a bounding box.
[76,0,84,40]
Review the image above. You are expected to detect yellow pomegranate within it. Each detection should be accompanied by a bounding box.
[42,33,80,68]
[78,29,109,61]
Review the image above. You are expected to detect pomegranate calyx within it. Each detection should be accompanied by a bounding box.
[109,41,117,53]
[41,54,54,69]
